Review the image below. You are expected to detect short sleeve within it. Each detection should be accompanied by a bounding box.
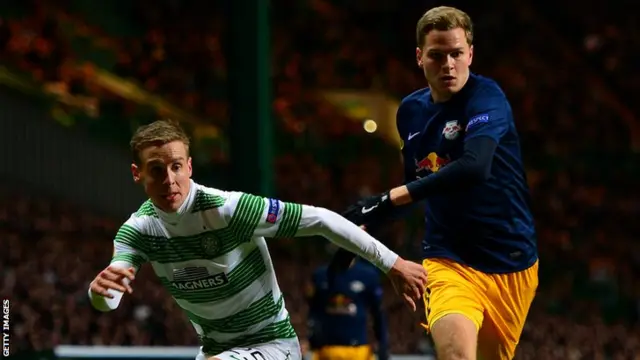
[396,101,417,183]
[464,88,509,142]
[396,101,411,142]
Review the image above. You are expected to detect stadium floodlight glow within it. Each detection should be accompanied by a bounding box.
[363,119,377,133]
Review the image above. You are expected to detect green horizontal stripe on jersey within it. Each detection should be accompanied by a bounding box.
[111,252,146,268]
[201,316,297,355]
[135,200,157,218]
[191,190,226,213]
[114,224,252,263]
[185,291,284,334]
[135,192,225,218]
[158,248,267,303]
[274,202,302,238]
[113,224,158,254]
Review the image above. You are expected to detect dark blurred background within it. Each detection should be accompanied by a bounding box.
[0,0,638,359]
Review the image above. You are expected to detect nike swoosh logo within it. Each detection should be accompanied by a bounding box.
[362,205,378,214]
[408,132,420,140]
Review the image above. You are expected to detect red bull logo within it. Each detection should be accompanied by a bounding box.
[327,294,357,315]
[416,152,450,173]
[329,294,350,306]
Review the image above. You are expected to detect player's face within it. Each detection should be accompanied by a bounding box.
[416,27,473,102]
[131,140,193,213]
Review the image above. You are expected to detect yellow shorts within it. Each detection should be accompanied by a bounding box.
[311,345,374,360]
[422,258,538,360]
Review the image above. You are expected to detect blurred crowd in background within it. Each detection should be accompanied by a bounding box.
[1,1,639,359]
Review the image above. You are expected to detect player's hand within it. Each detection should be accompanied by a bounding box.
[387,258,428,312]
[342,192,393,227]
[90,266,136,298]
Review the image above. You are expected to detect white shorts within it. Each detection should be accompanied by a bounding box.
[196,337,301,360]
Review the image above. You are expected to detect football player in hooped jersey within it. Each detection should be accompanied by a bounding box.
[87,120,428,360]
[330,6,539,360]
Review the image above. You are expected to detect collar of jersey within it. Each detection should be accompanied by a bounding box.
[154,180,196,225]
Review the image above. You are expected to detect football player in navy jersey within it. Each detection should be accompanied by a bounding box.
[329,6,538,360]
[307,258,389,360]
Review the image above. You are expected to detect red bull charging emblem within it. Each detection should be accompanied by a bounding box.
[415,152,450,173]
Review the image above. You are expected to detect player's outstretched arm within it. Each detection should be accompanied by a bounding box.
[224,192,398,273]
[326,102,424,275]
[88,223,148,312]
[346,89,507,226]
[220,192,428,309]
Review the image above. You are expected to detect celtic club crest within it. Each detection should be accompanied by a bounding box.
[201,234,221,256]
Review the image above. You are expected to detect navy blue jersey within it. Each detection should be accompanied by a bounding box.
[306,260,388,351]
[397,73,538,273]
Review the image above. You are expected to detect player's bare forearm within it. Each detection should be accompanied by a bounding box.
[389,186,412,206]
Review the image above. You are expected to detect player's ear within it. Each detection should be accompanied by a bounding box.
[468,45,474,66]
[131,163,141,184]
[416,47,423,67]
[187,157,193,178]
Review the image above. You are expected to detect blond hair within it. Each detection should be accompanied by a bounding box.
[416,6,473,48]
[130,119,190,164]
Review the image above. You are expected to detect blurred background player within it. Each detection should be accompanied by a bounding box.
[331,6,538,360]
[307,256,389,360]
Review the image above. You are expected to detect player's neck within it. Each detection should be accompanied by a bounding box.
[430,90,453,103]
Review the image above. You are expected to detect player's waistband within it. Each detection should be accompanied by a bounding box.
[422,250,539,274]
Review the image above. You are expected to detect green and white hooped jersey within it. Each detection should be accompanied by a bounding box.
[110,182,302,355]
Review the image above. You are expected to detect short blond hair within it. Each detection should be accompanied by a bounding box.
[416,6,473,48]
[130,119,190,164]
